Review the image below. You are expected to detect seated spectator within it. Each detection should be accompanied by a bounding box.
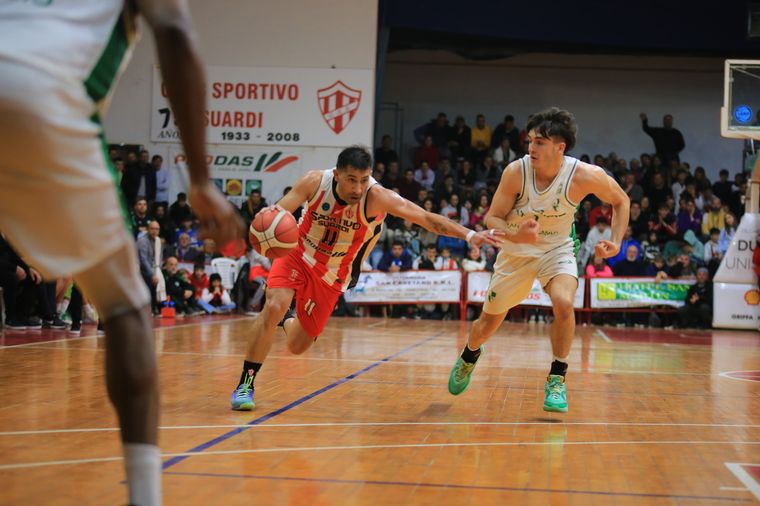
[717,212,737,255]
[458,160,477,191]
[694,166,711,193]
[703,227,722,276]
[198,238,222,264]
[580,217,611,267]
[649,203,677,244]
[676,267,712,329]
[437,233,467,259]
[163,256,202,316]
[381,161,401,189]
[378,241,413,272]
[629,200,649,240]
[397,168,422,202]
[623,172,644,203]
[391,220,421,258]
[165,232,200,262]
[666,252,696,279]
[448,115,471,161]
[440,194,469,227]
[470,114,492,161]
[574,200,593,243]
[671,168,688,212]
[613,245,647,276]
[240,189,267,225]
[189,262,209,299]
[588,202,612,227]
[374,134,399,167]
[198,273,236,314]
[475,156,500,190]
[175,217,201,247]
[645,254,668,277]
[712,169,732,204]
[641,231,662,263]
[607,226,640,268]
[493,137,517,168]
[436,246,459,270]
[461,245,486,271]
[130,198,151,238]
[414,244,438,270]
[414,161,436,191]
[414,135,440,170]
[470,194,490,228]
[676,197,702,239]
[682,181,703,211]
[701,196,726,235]
[169,192,193,226]
[414,112,451,156]
[585,254,613,278]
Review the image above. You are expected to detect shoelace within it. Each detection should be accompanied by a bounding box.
[455,361,475,382]
[547,379,564,398]
[236,376,254,399]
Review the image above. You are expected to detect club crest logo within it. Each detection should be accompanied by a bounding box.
[317,80,362,134]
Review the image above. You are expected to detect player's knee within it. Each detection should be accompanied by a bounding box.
[287,336,313,355]
[553,296,574,317]
[263,297,290,321]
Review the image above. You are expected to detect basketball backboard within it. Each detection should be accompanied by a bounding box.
[722,59,760,140]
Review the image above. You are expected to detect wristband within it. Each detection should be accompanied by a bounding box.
[466,230,476,243]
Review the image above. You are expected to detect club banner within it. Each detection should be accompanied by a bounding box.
[466,271,585,308]
[589,277,695,308]
[168,145,304,208]
[344,271,462,303]
[152,65,373,147]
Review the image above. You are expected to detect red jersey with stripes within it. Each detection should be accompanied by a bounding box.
[298,169,384,291]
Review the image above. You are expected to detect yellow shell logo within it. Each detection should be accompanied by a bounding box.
[745,289,760,306]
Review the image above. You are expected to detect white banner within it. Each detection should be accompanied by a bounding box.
[152,65,374,147]
[713,282,760,329]
[168,145,304,209]
[714,213,760,284]
[345,271,462,303]
[589,277,695,308]
[466,271,585,308]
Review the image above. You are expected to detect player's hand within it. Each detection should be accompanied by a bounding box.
[15,266,26,281]
[470,228,507,248]
[190,182,244,245]
[594,240,619,259]
[260,204,286,214]
[640,113,647,121]
[511,219,540,244]
[29,268,42,284]
[151,275,159,286]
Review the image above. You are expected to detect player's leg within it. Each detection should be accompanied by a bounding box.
[448,254,537,395]
[542,273,578,413]
[282,281,342,355]
[231,285,294,410]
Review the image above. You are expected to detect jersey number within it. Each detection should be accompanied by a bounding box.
[304,299,316,316]
[320,229,339,247]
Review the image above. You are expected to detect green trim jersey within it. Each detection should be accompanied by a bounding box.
[0,0,138,115]
[501,155,579,257]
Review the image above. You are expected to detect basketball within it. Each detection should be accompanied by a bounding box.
[248,208,299,258]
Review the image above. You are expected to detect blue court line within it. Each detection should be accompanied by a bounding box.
[162,332,443,470]
[164,470,751,502]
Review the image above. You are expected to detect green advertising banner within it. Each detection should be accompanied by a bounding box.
[590,277,695,308]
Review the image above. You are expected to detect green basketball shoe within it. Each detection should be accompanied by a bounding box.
[230,373,255,411]
[543,374,568,413]
[447,346,483,395]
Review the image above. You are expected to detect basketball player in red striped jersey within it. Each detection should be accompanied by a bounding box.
[231,146,506,410]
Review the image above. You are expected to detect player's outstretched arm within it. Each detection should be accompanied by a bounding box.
[484,161,540,244]
[367,186,505,248]
[576,163,630,259]
[137,0,243,245]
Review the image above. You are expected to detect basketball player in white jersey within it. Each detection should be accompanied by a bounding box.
[231,146,506,410]
[447,108,629,413]
[0,2,242,505]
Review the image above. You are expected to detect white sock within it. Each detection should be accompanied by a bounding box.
[552,355,568,364]
[123,443,161,506]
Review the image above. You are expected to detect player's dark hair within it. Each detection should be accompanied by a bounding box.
[337,145,373,171]
[526,107,577,152]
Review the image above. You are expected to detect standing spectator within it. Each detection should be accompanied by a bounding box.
[640,113,685,165]
[240,189,267,225]
[152,203,175,242]
[415,113,451,157]
[717,212,737,255]
[585,254,613,278]
[198,273,236,314]
[153,155,170,207]
[448,115,471,161]
[169,192,193,226]
[121,149,157,206]
[414,135,440,170]
[130,198,150,238]
[162,256,202,316]
[374,134,399,167]
[470,114,492,162]
[414,161,436,191]
[491,114,520,151]
[712,169,733,204]
[676,267,712,328]
[136,221,164,314]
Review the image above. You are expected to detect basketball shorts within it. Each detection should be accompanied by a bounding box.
[267,249,343,338]
[0,60,149,314]
[482,241,578,315]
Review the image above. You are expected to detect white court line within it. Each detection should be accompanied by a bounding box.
[719,371,760,383]
[0,317,252,349]
[725,462,760,501]
[595,329,612,343]
[3,421,760,436]
[720,486,749,491]
[2,440,759,471]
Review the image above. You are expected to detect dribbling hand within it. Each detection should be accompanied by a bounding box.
[511,219,539,244]
[190,181,244,245]
[594,240,619,259]
[470,228,507,248]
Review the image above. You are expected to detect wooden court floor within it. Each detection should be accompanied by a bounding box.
[1,316,759,505]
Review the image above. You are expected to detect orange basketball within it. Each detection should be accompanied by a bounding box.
[249,208,299,259]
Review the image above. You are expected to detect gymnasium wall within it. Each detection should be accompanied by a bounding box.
[381,51,743,180]
[104,0,378,205]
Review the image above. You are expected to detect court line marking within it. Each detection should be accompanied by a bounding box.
[725,463,760,501]
[0,316,251,349]
[719,371,760,383]
[721,486,749,491]
[163,470,750,503]
[160,331,445,469]
[3,421,760,437]
[595,329,612,343]
[2,440,759,471]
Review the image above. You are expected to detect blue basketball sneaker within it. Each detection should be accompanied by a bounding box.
[231,373,255,411]
[543,374,568,413]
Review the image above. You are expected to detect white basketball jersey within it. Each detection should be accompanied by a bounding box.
[500,155,579,257]
[298,169,385,291]
[0,0,138,114]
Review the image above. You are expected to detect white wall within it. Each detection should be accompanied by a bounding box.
[104,0,378,204]
[382,51,743,179]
